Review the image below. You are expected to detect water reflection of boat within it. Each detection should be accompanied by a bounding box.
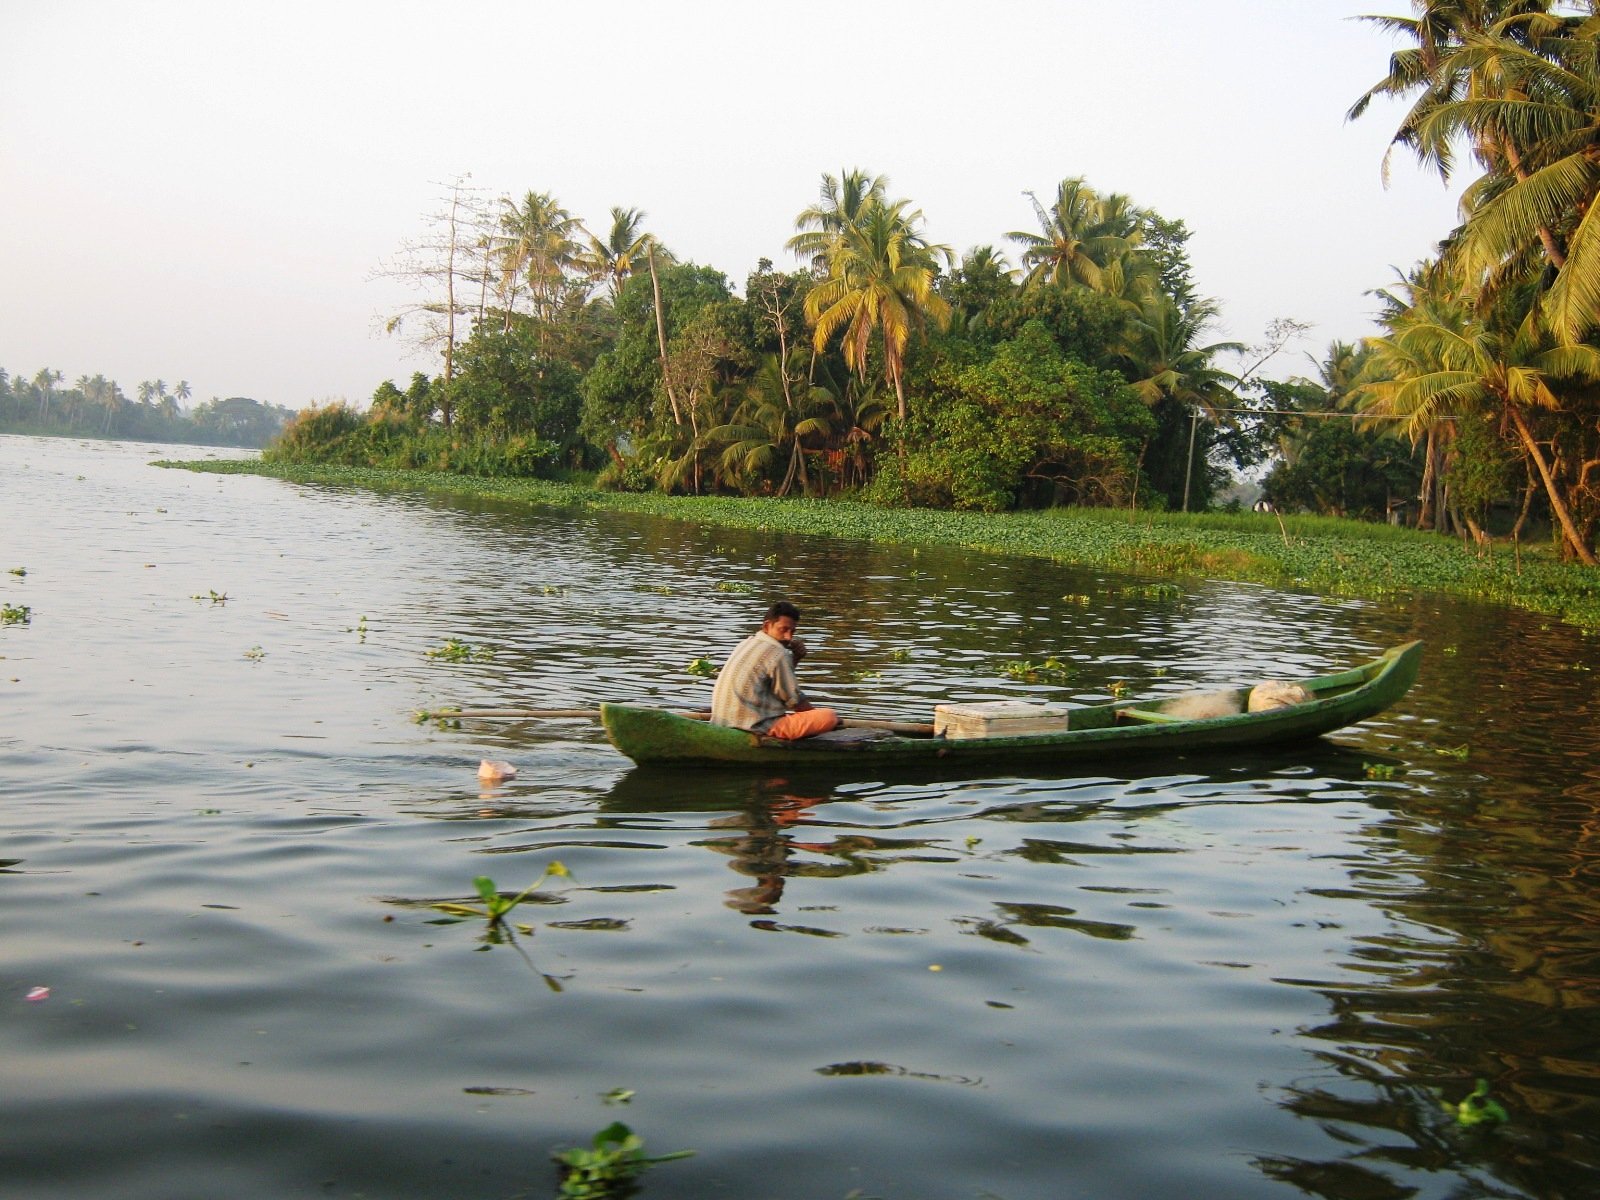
[600,641,1422,769]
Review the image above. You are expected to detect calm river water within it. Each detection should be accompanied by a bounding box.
[2,434,1597,1200]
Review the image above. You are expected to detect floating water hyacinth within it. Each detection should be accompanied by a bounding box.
[999,656,1071,683]
[554,1121,692,1200]
[1451,1079,1509,1128]
[426,638,492,662]
[431,866,571,927]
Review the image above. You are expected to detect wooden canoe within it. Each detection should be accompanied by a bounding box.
[599,641,1422,768]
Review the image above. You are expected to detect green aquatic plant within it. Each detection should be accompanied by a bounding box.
[7,567,25,577]
[853,669,883,682]
[714,580,752,594]
[1432,743,1470,759]
[540,584,568,596]
[190,590,229,605]
[686,657,718,678]
[1061,592,1091,605]
[600,1087,635,1106]
[999,656,1072,683]
[1119,582,1182,601]
[412,707,461,730]
[1,603,30,625]
[1364,762,1396,780]
[431,867,571,928]
[887,647,911,662]
[1450,1079,1509,1128]
[243,645,265,661]
[426,638,493,662]
[554,1121,693,1200]
[1107,680,1130,699]
[638,583,673,595]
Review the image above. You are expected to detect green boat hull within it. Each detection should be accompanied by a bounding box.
[600,641,1423,769]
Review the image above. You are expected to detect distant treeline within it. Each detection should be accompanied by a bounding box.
[0,369,295,448]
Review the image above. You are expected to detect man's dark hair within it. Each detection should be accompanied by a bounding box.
[765,600,801,623]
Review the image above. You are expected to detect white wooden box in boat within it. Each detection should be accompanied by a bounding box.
[934,700,1072,739]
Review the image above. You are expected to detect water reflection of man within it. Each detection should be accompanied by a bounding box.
[709,789,831,913]
[711,601,839,740]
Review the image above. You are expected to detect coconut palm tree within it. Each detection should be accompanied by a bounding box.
[98,377,124,434]
[496,191,581,326]
[787,168,889,270]
[579,207,654,300]
[1415,24,1600,342]
[804,198,952,421]
[32,368,61,421]
[1120,295,1243,415]
[817,365,888,491]
[1347,2,1565,175]
[1358,278,1600,562]
[709,355,835,496]
[1009,178,1142,294]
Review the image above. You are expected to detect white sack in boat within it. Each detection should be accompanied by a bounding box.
[1247,681,1312,712]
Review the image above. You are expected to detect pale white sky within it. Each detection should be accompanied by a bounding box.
[2,0,1464,411]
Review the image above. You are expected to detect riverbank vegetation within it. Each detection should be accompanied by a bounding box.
[164,459,1600,628]
[251,4,1600,571]
[0,370,294,447]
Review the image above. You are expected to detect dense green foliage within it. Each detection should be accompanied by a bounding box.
[0,369,293,447]
[162,458,1600,628]
[276,170,1256,505]
[874,322,1153,511]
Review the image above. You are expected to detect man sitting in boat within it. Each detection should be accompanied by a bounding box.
[711,601,840,740]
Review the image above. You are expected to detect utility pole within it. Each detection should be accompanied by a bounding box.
[1181,408,1199,512]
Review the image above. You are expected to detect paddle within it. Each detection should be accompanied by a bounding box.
[418,706,935,736]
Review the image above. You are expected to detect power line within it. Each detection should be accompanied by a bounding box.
[1206,406,1456,420]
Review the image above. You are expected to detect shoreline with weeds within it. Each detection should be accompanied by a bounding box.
[159,458,1600,630]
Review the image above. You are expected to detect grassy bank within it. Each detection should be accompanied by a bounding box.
[160,458,1600,629]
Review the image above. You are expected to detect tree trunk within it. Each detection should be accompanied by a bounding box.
[647,244,682,426]
[889,358,907,422]
[1416,427,1437,530]
[1508,406,1597,565]
[1511,470,1537,544]
[1500,134,1568,269]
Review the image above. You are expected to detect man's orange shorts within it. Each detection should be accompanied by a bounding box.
[765,708,840,740]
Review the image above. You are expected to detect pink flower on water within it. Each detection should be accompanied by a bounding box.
[25,986,50,1002]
